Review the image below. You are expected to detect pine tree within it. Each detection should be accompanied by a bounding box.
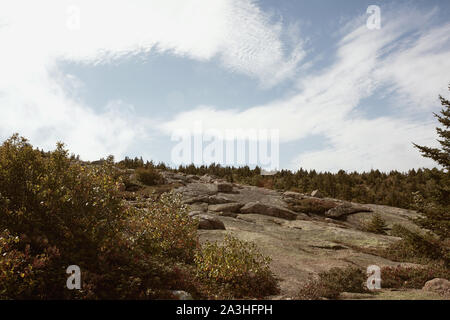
[414,85,450,171]
[365,213,388,234]
[413,84,450,240]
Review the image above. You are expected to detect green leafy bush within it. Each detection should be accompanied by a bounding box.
[136,168,163,186]
[0,134,278,299]
[297,266,368,300]
[194,235,278,299]
[0,135,125,260]
[125,192,198,263]
[0,135,196,299]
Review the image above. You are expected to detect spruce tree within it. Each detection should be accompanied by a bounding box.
[413,85,450,240]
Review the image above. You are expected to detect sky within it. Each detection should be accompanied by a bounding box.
[0,0,449,172]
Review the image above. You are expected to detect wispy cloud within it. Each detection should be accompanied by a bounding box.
[0,0,304,159]
[161,7,450,172]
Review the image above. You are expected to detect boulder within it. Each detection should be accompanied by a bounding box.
[206,195,234,204]
[188,202,208,212]
[282,191,306,200]
[208,202,244,213]
[196,214,226,230]
[311,190,323,198]
[188,210,203,217]
[199,174,214,183]
[325,203,372,218]
[240,201,297,220]
[217,212,239,218]
[422,278,450,295]
[170,290,193,300]
[215,182,234,193]
[183,195,210,204]
[183,194,234,205]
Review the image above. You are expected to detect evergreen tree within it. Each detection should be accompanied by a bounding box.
[414,85,450,171]
[413,85,450,240]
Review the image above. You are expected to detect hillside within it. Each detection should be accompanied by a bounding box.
[0,134,448,300]
[119,168,449,300]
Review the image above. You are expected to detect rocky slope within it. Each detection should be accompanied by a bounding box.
[124,170,447,299]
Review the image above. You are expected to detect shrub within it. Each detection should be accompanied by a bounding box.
[125,192,198,263]
[136,168,163,186]
[194,235,278,299]
[0,230,62,299]
[0,135,197,299]
[288,198,336,215]
[386,224,447,264]
[364,214,388,234]
[381,264,449,289]
[0,135,126,262]
[297,266,368,300]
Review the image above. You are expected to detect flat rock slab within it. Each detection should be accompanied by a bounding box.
[183,194,233,205]
[208,202,244,213]
[198,213,402,297]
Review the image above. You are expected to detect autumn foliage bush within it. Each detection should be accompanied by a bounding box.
[0,134,277,299]
[0,135,130,298]
[125,193,198,263]
[297,266,368,300]
[380,264,449,289]
[0,135,188,298]
[194,235,279,299]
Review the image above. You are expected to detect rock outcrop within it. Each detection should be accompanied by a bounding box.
[214,181,234,193]
[208,203,244,213]
[311,190,323,198]
[325,203,373,218]
[121,169,432,299]
[239,201,297,220]
[423,278,450,296]
[195,214,226,230]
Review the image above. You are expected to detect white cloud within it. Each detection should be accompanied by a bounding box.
[291,117,437,172]
[0,0,304,160]
[374,22,450,109]
[161,8,450,172]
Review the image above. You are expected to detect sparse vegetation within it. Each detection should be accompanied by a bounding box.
[364,214,388,234]
[386,224,448,265]
[173,164,447,210]
[136,167,164,186]
[381,264,449,289]
[288,198,336,215]
[194,235,279,299]
[297,266,368,300]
